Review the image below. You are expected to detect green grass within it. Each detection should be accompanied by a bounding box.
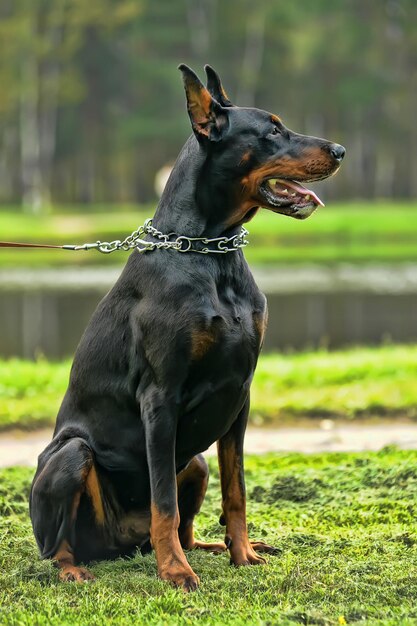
[1,344,417,432]
[2,448,417,624]
[1,201,417,267]
[252,345,417,424]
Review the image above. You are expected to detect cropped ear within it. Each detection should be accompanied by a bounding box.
[178,64,229,142]
[204,65,234,107]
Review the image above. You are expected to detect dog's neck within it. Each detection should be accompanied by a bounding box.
[152,136,241,239]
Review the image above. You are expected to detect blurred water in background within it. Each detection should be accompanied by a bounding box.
[1,266,417,358]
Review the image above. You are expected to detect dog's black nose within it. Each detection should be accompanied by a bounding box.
[330,144,346,162]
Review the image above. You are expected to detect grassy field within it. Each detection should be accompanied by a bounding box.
[1,201,417,267]
[1,344,416,432]
[2,448,417,625]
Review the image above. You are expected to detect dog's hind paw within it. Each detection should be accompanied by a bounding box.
[227,536,279,566]
[187,540,227,554]
[250,540,280,555]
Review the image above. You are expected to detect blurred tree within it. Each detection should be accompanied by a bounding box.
[0,0,416,207]
[0,0,141,211]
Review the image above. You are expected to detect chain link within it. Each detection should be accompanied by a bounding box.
[62,219,249,255]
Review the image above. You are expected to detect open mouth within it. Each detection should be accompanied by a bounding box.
[259,178,325,219]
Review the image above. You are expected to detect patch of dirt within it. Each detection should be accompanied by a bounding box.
[251,476,322,503]
[2,420,417,467]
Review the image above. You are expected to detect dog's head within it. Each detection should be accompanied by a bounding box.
[179,64,345,225]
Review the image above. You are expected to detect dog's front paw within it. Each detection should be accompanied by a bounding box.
[159,563,200,592]
[226,535,272,566]
[58,565,95,583]
[230,546,266,566]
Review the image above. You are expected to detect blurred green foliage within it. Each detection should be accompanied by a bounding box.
[1,344,416,431]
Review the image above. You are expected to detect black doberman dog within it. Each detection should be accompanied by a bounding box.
[30,64,345,591]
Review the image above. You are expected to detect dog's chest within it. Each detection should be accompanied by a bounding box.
[190,282,266,366]
[176,286,266,461]
[191,274,266,352]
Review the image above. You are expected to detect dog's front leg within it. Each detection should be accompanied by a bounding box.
[218,396,276,566]
[141,384,200,591]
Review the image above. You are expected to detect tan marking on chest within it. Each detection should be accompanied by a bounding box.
[253,309,268,345]
[191,328,217,360]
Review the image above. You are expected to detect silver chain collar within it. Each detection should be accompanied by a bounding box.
[63,218,249,255]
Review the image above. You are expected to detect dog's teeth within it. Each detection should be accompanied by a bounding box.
[282,189,288,194]
[291,192,296,197]
[305,194,310,201]
[269,178,278,185]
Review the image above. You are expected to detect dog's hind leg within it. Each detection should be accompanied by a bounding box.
[30,436,101,582]
[177,454,226,554]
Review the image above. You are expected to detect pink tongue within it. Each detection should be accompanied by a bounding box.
[277,179,325,207]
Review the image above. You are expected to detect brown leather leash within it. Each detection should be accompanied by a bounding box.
[0,221,152,254]
[0,241,69,249]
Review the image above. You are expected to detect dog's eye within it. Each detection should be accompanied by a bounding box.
[271,126,281,136]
